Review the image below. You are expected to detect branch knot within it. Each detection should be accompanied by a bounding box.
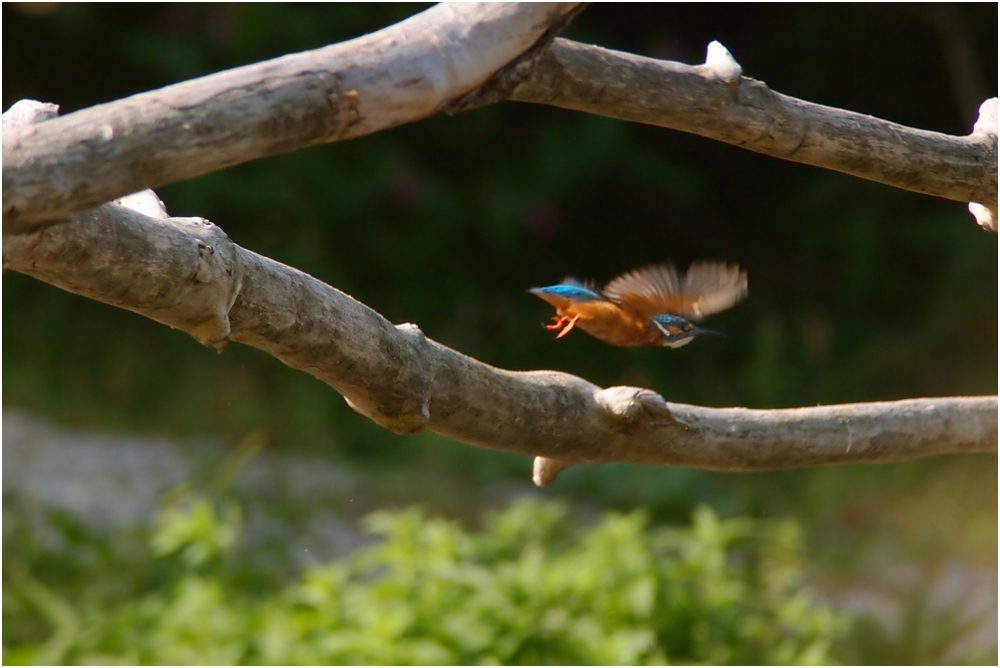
[595,386,689,428]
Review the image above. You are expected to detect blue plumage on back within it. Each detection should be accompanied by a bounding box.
[530,284,605,302]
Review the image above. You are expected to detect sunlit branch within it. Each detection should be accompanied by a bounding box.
[2,3,584,232]
[506,39,998,230]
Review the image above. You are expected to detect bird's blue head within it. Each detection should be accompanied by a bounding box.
[650,313,724,348]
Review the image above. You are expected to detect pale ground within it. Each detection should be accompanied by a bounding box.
[3,409,996,659]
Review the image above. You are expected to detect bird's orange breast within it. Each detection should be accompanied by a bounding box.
[559,301,660,347]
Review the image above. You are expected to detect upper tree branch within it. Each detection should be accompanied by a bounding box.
[3,7,996,232]
[1,2,583,233]
[509,39,998,230]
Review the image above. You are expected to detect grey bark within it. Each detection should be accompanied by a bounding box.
[5,187,995,486]
[2,3,584,233]
[507,39,998,231]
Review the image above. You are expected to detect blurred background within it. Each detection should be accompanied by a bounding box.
[3,3,997,664]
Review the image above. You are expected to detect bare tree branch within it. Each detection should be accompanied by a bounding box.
[4,102,995,487]
[508,39,999,230]
[1,2,583,233]
[5,195,994,483]
[3,8,995,232]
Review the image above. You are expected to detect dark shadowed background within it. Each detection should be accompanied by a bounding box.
[3,3,997,664]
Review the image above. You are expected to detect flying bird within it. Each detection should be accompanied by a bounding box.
[529,262,747,348]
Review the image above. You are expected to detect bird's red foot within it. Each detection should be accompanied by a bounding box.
[553,314,580,339]
[545,315,569,331]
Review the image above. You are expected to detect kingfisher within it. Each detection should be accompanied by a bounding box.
[529,262,747,348]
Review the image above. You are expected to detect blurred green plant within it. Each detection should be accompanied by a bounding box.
[5,493,847,665]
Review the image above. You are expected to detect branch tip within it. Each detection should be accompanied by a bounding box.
[441,3,586,114]
[344,392,430,436]
[186,308,232,350]
[968,202,996,231]
[969,98,997,231]
[972,97,998,137]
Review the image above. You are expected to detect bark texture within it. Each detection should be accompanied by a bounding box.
[510,39,998,229]
[5,194,995,486]
[2,3,583,232]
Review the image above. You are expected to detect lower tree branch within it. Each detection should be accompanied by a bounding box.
[5,175,994,486]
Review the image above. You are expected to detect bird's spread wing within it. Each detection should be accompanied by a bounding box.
[603,262,747,321]
[680,262,748,318]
